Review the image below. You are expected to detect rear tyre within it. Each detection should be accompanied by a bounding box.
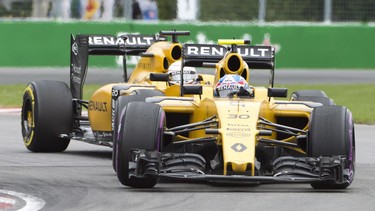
[21,81,73,152]
[116,102,165,188]
[291,90,334,106]
[112,89,164,171]
[308,105,355,189]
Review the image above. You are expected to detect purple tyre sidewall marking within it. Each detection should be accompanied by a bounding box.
[115,107,127,172]
[347,110,355,182]
[156,109,164,152]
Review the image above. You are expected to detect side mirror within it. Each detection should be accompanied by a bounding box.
[183,85,202,95]
[268,87,288,98]
[150,73,169,82]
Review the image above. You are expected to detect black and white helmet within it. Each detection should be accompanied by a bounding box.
[168,61,197,85]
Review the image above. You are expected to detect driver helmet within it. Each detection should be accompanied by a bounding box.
[168,61,197,85]
[214,74,253,98]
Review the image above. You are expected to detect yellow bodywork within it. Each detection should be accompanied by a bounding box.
[89,41,182,132]
[88,84,114,132]
[128,41,182,84]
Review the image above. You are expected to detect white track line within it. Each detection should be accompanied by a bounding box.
[0,189,45,211]
[0,108,21,113]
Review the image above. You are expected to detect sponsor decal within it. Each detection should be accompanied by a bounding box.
[226,132,251,138]
[72,42,78,55]
[113,31,280,67]
[227,123,250,127]
[231,143,247,152]
[112,89,119,97]
[126,35,154,45]
[229,101,246,107]
[237,46,271,58]
[137,61,151,70]
[70,73,81,84]
[169,69,195,76]
[227,114,250,119]
[89,101,108,112]
[111,88,120,131]
[186,45,226,57]
[218,84,239,90]
[71,63,82,74]
[111,99,116,130]
[226,127,251,132]
[89,36,125,45]
[185,45,271,58]
[94,131,113,139]
[88,35,154,46]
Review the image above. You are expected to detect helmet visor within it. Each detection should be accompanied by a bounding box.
[216,88,240,97]
[170,70,196,84]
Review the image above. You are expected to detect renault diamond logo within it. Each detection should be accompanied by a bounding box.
[231,143,247,152]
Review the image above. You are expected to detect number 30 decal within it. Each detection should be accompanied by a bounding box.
[227,114,250,119]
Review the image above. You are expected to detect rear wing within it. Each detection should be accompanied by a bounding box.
[182,43,276,87]
[183,43,274,69]
[70,34,159,99]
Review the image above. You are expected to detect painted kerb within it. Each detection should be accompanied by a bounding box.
[0,21,374,68]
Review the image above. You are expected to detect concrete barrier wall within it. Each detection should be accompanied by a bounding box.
[1,21,374,68]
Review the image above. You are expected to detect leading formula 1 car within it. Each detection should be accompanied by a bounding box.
[112,39,355,189]
[21,31,355,189]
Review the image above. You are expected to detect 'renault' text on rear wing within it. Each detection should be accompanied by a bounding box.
[70,34,160,100]
[182,43,274,70]
[181,43,276,87]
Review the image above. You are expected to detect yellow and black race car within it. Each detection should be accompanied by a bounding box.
[21,31,355,189]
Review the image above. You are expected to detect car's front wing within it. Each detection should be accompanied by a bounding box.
[129,150,350,186]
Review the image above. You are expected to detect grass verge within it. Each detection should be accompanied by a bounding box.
[1,83,374,124]
[282,84,375,124]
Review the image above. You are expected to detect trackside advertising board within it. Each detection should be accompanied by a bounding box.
[0,21,374,68]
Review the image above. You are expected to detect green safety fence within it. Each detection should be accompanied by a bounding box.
[0,21,374,68]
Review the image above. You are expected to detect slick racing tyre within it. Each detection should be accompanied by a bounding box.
[21,81,73,152]
[112,89,164,172]
[308,105,355,189]
[116,102,165,188]
[290,90,334,106]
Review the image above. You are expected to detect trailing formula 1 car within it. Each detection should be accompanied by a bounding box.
[21,30,190,151]
[20,31,355,189]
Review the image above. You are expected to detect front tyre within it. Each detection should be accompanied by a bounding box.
[308,105,355,189]
[116,102,165,188]
[21,81,73,152]
[112,89,164,172]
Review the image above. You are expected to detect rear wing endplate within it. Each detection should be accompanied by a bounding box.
[70,34,159,99]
